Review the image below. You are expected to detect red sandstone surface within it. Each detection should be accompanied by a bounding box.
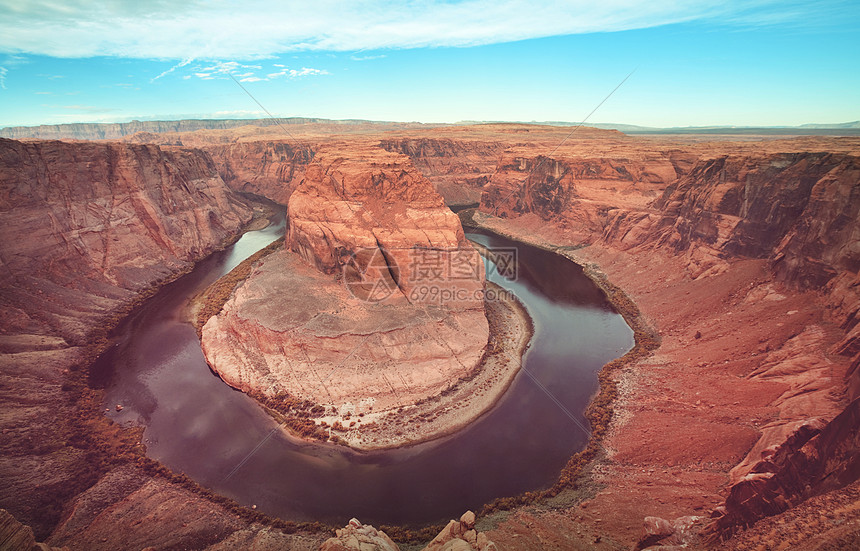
[473,137,860,548]
[201,143,490,443]
[0,123,858,550]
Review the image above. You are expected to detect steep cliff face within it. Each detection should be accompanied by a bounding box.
[481,155,579,218]
[646,153,860,541]
[485,150,860,290]
[203,141,315,205]
[0,139,253,348]
[202,144,489,417]
[604,152,860,386]
[606,153,860,282]
[481,151,681,243]
[288,144,482,302]
[379,138,504,205]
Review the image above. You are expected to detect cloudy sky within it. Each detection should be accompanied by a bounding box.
[1,0,858,128]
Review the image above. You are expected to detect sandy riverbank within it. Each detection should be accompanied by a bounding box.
[328,280,533,450]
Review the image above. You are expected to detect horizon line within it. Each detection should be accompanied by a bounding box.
[3,116,859,133]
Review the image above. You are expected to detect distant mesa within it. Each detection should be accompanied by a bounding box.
[0,117,441,141]
[4,117,859,142]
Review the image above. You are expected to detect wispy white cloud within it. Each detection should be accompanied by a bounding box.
[151,57,194,82]
[266,67,329,79]
[1,53,30,89]
[0,0,848,60]
[199,61,260,74]
[351,54,387,61]
[184,60,327,82]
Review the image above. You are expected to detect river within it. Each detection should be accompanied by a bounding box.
[90,212,633,527]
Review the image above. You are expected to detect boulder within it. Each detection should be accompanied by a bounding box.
[421,511,496,551]
[320,518,399,551]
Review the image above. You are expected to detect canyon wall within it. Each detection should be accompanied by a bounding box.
[479,146,860,542]
[0,138,257,540]
[603,152,860,442]
[482,150,859,349]
[379,138,504,205]
[203,141,315,205]
[601,153,860,282]
[0,138,253,350]
[481,150,685,243]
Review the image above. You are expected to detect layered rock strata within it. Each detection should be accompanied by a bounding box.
[202,145,489,418]
[601,152,860,282]
[481,151,684,244]
[0,138,282,543]
[476,145,860,546]
[288,145,485,307]
[705,398,860,538]
[0,509,69,551]
[380,138,504,206]
[3,126,859,549]
[204,141,314,205]
[0,139,253,350]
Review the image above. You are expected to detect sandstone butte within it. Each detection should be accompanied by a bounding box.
[201,143,490,420]
[0,121,859,550]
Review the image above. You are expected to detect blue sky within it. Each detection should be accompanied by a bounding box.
[1,0,858,128]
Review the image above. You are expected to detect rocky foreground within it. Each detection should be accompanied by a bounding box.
[317,511,498,551]
[0,124,858,550]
